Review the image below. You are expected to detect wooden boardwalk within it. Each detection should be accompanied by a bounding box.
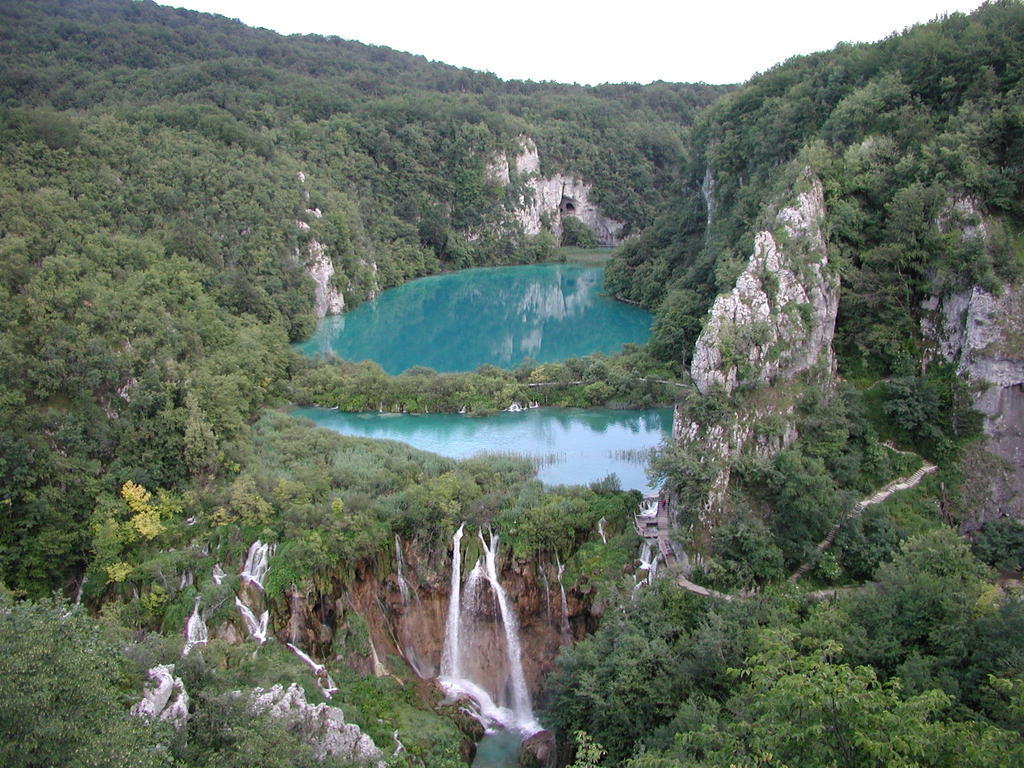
[789,459,937,582]
[634,495,677,565]
[637,445,938,601]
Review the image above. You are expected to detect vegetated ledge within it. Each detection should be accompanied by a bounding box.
[288,348,686,415]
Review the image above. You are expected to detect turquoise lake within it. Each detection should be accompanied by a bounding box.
[294,263,653,374]
[293,406,672,492]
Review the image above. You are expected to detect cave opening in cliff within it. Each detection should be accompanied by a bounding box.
[559,196,577,215]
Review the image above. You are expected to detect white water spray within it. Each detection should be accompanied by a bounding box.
[395,534,412,606]
[440,524,465,678]
[438,525,540,735]
[235,596,268,644]
[241,540,274,590]
[633,541,662,595]
[555,553,571,640]
[286,642,338,698]
[182,596,207,655]
[211,563,226,585]
[480,530,536,732]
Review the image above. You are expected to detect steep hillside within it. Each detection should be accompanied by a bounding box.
[609,1,1024,552]
[0,0,724,596]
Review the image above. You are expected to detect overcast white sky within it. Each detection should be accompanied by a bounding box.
[159,0,987,85]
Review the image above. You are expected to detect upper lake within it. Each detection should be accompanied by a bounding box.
[294,263,653,373]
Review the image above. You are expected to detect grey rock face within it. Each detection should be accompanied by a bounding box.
[250,683,385,765]
[305,239,345,318]
[674,170,837,529]
[691,174,838,395]
[132,664,189,729]
[923,284,1024,522]
[487,137,625,246]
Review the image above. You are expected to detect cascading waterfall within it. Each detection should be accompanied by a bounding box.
[538,564,552,627]
[555,553,571,640]
[440,523,465,679]
[439,525,539,735]
[286,642,338,698]
[235,596,268,644]
[211,563,226,585]
[462,561,484,617]
[182,596,208,655]
[395,534,412,606]
[480,530,537,733]
[633,541,662,595]
[597,517,607,544]
[241,540,274,590]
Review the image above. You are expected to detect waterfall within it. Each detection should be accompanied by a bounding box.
[286,642,338,698]
[555,553,570,640]
[211,563,226,585]
[395,534,412,607]
[182,596,207,655]
[538,564,552,626]
[288,586,304,644]
[440,524,465,678]
[480,530,536,732]
[597,517,607,544]
[438,525,539,735]
[235,596,268,644]
[633,542,662,595]
[241,540,274,590]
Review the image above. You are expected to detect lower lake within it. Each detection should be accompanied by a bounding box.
[293,406,672,492]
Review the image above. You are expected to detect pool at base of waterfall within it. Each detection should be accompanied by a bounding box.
[472,729,526,768]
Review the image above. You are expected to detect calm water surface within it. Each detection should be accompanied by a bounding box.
[471,730,524,768]
[294,406,672,492]
[294,264,652,374]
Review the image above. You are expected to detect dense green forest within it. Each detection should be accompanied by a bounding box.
[0,0,722,596]
[2,0,1024,767]
[0,1,719,765]
[552,2,1024,766]
[609,0,1024,372]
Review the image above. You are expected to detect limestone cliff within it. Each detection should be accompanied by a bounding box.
[674,169,838,534]
[295,171,379,319]
[208,532,603,736]
[266,538,596,706]
[305,238,345,319]
[249,683,385,766]
[923,278,1024,525]
[486,137,625,247]
[691,172,838,396]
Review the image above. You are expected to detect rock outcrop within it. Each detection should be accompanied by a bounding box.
[691,172,838,396]
[920,195,1024,525]
[923,283,1024,523]
[519,729,556,768]
[487,137,624,246]
[674,169,838,533]
[132,664,190,729]
[249,683,384,765]
[305,239,344,318]
[262,537,598,717]
[295,172,344,319]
